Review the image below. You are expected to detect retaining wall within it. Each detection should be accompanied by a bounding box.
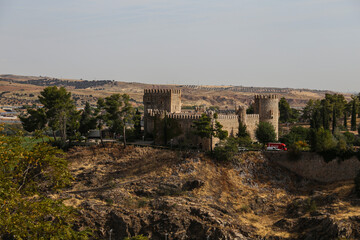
[265,152,360,183]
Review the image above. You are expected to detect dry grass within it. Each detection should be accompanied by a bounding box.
[60,145,360,238]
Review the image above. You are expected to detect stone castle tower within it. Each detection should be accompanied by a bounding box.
[253,94,279,139]
[143,89,181,114]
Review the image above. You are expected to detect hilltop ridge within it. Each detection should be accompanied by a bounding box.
[0,74,341,108]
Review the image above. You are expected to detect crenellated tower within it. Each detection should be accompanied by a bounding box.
[143,89,181,114]
[253,94,279,139]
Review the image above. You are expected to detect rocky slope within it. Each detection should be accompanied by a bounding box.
[56,145,360,240]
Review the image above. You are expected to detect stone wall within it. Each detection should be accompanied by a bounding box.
[143,90,280,149]
[217,114,239,137]
[143,89,181,114]
[265,152,360,183]
[254,95,279,139]
[244,114,260,140]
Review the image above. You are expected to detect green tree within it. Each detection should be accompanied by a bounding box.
[255,122,276,146]
[279,97,300,123]
[102,94,134,148]
[192,113,228,151]
[246,105,254,114]
[38,86,78,143]
[344,111,348,129]
[309,127,336,152]
[351,96,358,131]
[237,121,249,138]
[320,99,331,130]
[94,98,106,146]
[0,127,90,239]
[192,113,213,139]
[213,137,238,162]
[301,99,314,122]
[214,121,228,140]
[67,109,81,144]
[279,97,291,123]
[310,107,322,129]
[133,108,142,139]
[236,121,251,147]
[79,102,97,137]
[19,107,47,133]
[325,94,346,132]
[280,126,310,147]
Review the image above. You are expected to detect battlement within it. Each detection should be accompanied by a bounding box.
[217,114,238,120]
[144,89,181,94]
[146,109,167,116]
[254,94,278,99]
[147,109,202,119]
[246,114,260,119]
[167,113,202,120]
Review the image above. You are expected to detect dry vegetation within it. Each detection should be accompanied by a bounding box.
[0,74,345,108]
[53,145,360,239]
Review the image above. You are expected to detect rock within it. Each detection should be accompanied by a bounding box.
[273,218,295,230]
[295,216,352,240]
[182,179,205,191]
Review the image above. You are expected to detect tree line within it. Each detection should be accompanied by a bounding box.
[20,86,141,148]
[279,93,360,132]
[279,93,360,162]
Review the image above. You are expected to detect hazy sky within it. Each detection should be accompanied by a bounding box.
[1,0,359,92]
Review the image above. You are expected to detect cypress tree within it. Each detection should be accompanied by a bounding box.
[351,99,357,131]
[321,100,330,130]
[332,106,336,133]
[237,121,249,138]
[343,112,347,129]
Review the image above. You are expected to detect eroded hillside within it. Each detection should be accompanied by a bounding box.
[56,145,360,240]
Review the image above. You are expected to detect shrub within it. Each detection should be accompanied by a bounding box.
[309,128,336,152]
[280,126,310,147]
[0,130,90,239]
[287,141,308,160]
[213,138,238,162]
[343,131,356,145]
[305,198,317,213]
[237,135,252,147]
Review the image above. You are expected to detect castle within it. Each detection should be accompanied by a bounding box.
[143,89,279,150]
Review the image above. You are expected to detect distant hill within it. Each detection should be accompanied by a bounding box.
[0,74,342,108]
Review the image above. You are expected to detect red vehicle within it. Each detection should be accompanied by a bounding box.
[266,142,287,151]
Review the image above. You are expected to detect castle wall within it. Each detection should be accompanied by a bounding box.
[244,114,260,140]
[146,112,212,149]
[265,152,360,183]
[143,90,279,147]
[216,115,239,137]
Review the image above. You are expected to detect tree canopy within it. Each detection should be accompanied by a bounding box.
[101,94,134,147]
[192,113,228,150]
[279,97,300,123]
[0,127,90,239]
[20,86,78,143]
[255,122,276,145]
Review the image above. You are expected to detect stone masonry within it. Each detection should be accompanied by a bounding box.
[143,89,279,149]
